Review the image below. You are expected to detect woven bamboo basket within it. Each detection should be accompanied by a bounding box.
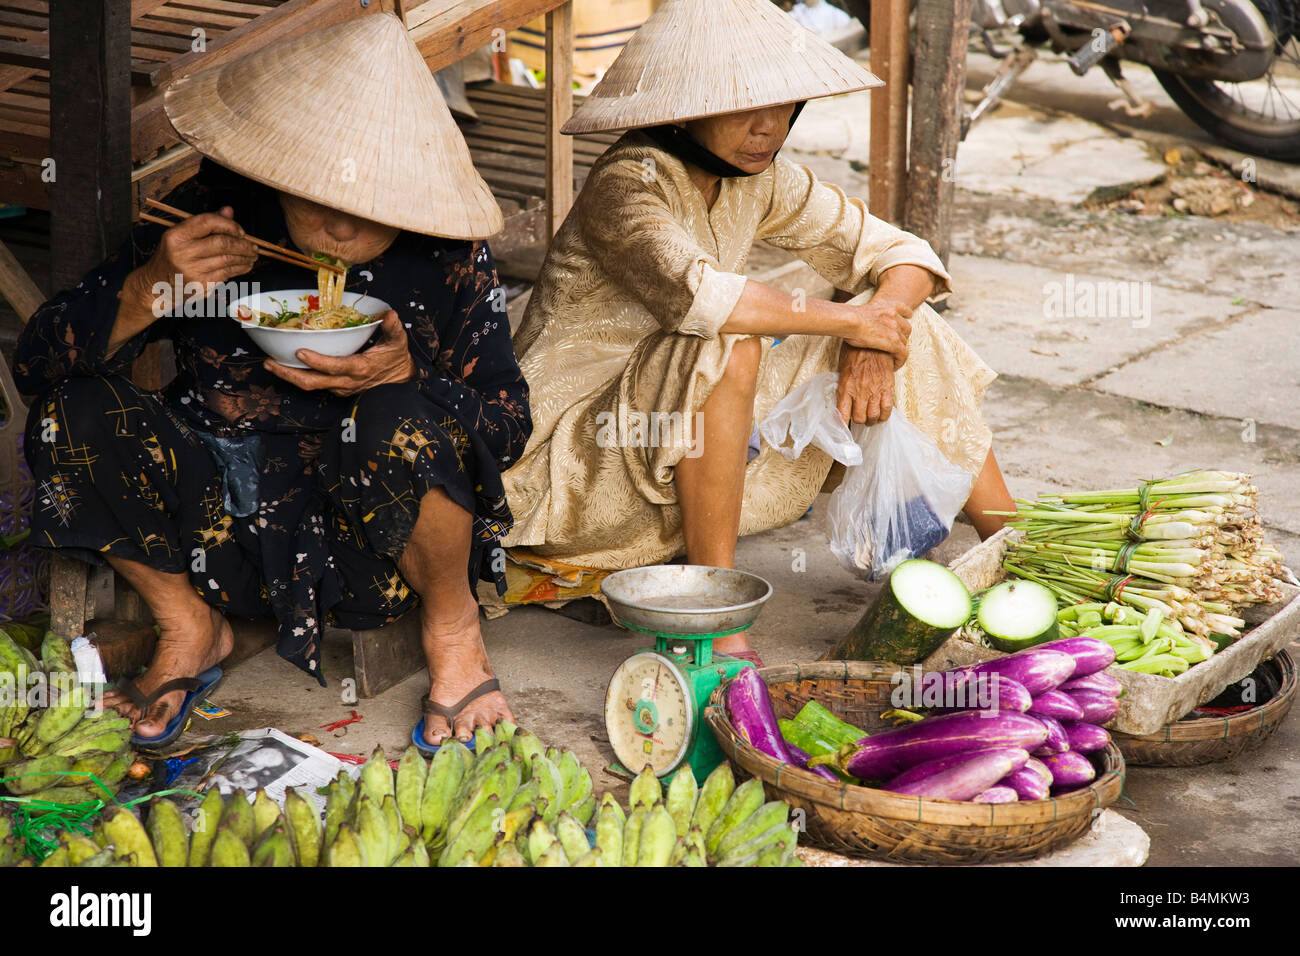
[1112,649,1295,767]
[704,661,1126,865]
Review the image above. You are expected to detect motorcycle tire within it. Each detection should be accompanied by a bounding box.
[1153,68,1300,163]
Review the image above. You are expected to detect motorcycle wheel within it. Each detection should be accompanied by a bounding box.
[1152,35,1300,162]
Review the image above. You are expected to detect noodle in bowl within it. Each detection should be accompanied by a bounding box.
[229,289,390,369]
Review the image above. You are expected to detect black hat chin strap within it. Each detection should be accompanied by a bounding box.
[642,101,808,179]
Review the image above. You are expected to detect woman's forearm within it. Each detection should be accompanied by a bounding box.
[106,268,164,354]
[717,263,938,339]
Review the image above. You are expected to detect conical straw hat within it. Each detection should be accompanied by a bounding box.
[164,14,503,239]
[562,0,882,135]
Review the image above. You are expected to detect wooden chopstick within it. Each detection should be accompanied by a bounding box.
[142,198,346,276]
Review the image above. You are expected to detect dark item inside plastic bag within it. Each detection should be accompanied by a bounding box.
[826,412,974,581]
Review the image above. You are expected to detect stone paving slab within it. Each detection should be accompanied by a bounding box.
[1093,307,1300,431]
[945,254,1249,386]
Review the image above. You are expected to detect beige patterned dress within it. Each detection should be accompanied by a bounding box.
[501,131,996,570]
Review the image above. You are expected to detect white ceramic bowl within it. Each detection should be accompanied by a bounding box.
[228,289,390,369]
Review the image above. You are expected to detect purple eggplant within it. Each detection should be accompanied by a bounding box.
[1028,689,1086,721]
[1061,720,1110,754]
[1024,756,1052,783]
[1031,715,1070,756]
[726,667,796,764]
[973,786,1019,804]
[1040,750,1097,788]
[1068,690,1121,725]
[842,711,1048,780]
[884,747,1029,791]
[1060,672,1124,698]
[930,672,1033,714]
[958,648,1077,697]
[1031,637,1116,677]
[785,741,841,782]
[882,748,1030,801]
[999,765,1050,801]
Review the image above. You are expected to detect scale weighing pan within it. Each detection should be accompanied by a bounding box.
[600,565,772,636]
[601,566,773,779]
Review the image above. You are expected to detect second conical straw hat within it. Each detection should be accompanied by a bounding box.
[562,0,882,135]
[164,13,503,239]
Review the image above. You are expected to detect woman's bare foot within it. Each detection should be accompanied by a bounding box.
[103,603,233,738]
[713,632,757,657]
[419,587,513,747]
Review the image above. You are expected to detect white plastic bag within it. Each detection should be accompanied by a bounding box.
[826,412,974,581]
[757,372,862,466]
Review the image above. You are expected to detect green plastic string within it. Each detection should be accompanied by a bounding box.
[0,768,201,863]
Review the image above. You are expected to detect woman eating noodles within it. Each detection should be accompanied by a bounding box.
[13,15,528,751]
[502,0,1013,664]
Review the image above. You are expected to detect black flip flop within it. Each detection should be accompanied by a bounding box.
[120,666,224,750]
[411,677,501,756]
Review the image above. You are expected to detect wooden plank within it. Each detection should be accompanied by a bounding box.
[0,38,44,69]
[131,0,175,17]
[145,0,364,87]
[904,0,971,266]
[351,611,423,699]
[868,0,909,224]
[0,235,44,317]
[0,1,49,14]
[129,0,376,158]
[545,1,571,235]
[0,164,49,209]
[408,0,570,71]
[49,555,87,640]
[50,0,133,290]
[162,0,281,16]
[141,6,250,29]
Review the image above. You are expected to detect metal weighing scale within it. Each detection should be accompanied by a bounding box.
[601,566,772,780]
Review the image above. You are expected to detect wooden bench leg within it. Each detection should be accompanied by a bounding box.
[351,612,425,699]
[49,553,89,638]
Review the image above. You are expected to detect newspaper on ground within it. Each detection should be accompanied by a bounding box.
[116,728,356,815]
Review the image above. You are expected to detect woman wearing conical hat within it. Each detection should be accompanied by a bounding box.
[502,0,1013,663]
[13,15,527,751]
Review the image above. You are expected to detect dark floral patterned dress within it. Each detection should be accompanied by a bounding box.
[12,161,531,683]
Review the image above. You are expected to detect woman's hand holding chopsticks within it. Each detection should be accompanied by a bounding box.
[110,206,258,352]
[262,311,414,397]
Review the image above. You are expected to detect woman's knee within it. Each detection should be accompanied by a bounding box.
[25,375,141,457]
[721,336,762,385]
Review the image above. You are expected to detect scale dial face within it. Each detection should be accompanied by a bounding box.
[604,651,694,776]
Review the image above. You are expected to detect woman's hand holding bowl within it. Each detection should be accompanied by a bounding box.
[263,311,414,396]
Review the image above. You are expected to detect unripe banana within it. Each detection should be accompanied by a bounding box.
[665,764,699,837]
[525,818,557,865]
[189,788,225,867]
[555,749,582,809]
[555,812,590,862]
[534,842,569,867]
[251,787,281,840]
[621,806,646,867]
[325,824,366,867]
[594,793,625,865]
[436,794,500,867]
[529,753,563,824]
[356,795,391,867]
[571,847,604,867]
[62,832,104,866]
[358,745,395,807]
[420,741,467,846]
[472,726,495,754]
[103,805,157,867]
[394,745,426,831]
[39,846,68,867]
[691,762,735,835]
[715,802,790,862]
[510,729,544,769]
[251,821,296,868]
[628,763,662,808]
[220,789,254,848]
[636,805,676,867]
[284,787,322,869]
[146,797,190,867]
[491,842,527,867]
[493,719,518,745]
[3,753,71,794]
[704,777,763,859]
